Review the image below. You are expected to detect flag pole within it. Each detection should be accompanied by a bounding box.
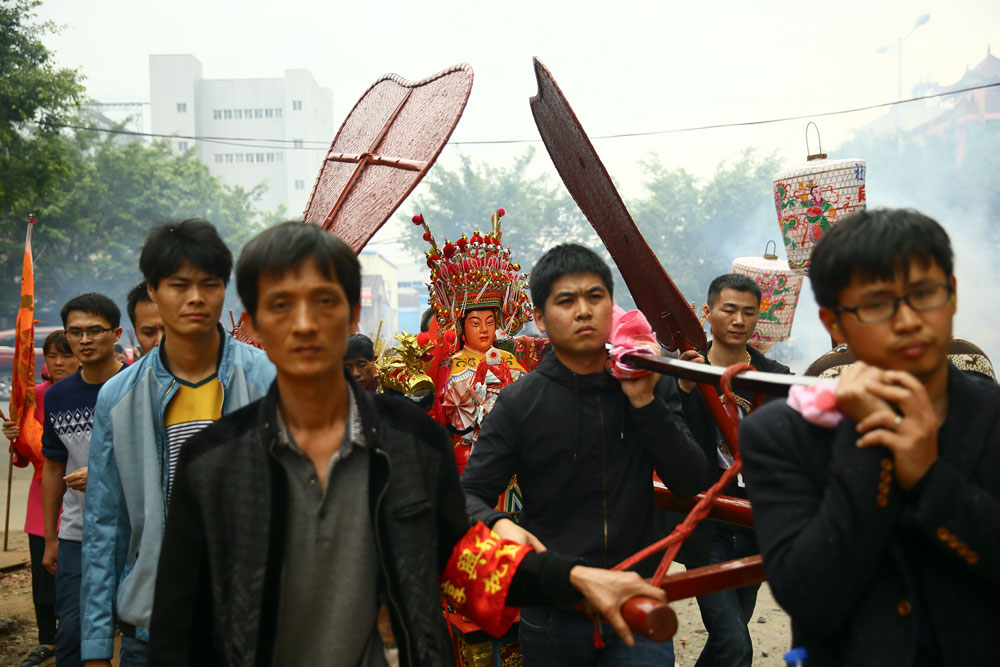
[3,448,11,551]
[1,407,10,551]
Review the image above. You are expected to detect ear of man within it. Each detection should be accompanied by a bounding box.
[532,306,547,335]
[819,307,845,345]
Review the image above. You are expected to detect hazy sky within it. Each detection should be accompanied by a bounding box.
[36,0,999,183]
[32,0,1000,365]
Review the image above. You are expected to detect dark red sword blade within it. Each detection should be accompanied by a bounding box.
[528,57,705,352]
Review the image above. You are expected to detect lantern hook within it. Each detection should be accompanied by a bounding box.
[764,240,778,260]
[806,122,827,161]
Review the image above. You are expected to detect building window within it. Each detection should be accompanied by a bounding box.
[274,108,282,119]
[254,109,263,119]
[215,154,223,163]
[177,102,187,113]
[256,153,264,163]
[223,109,232,120]
[236,154,244,164]
[292,139,303,148]
[234,109,243,119]
[276,152,284,162]
[264,108,274,119]
[245,108,253,118]
[266,153,275,163]
[225,153,234,163]
[177,141,188,151]
[292,100,302,111]
[213,110,222,120]
[295,180,305,190]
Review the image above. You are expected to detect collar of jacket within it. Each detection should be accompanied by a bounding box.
[535,348,617,391]
[705,340,790,375]
[257,370,379,457]
[149,322,230,384]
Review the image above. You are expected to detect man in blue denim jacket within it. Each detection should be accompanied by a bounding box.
[80,219,275,666]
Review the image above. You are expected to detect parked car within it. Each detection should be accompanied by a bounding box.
[0,325,63,349]
[0,345,47,404]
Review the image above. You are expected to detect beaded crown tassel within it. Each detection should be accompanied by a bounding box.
[413,208,533,338]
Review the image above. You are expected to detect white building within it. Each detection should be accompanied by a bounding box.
[149,54,334,215]
[358,250,399,338]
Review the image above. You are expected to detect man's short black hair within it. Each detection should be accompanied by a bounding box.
[60,293,121,329]
[707,273,762,308]
[419,307,435,333]
[126,281,152,328]
[345,334,375,361]
[529,244,614,312]
[42,330,72,356]
[236,221,360,321]
[810,208,954,309]
[139,218,233,288]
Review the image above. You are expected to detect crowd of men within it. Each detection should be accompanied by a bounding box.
[3,207,997,666]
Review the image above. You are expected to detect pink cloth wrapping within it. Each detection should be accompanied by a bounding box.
[787,381,843,428]
[607,306,658,379]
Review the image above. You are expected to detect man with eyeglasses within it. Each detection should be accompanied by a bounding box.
[40,293,127,667]
[740,208,1000,664]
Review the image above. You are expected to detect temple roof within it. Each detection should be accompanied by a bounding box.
[936,47,1000,93]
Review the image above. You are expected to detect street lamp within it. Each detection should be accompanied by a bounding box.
[876,13,931,101]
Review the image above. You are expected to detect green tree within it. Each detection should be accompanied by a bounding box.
[398,148,594,272]
[398,147,783,314]
[0,0,85,231]
[629,149,783,306]
[5,125,282,325]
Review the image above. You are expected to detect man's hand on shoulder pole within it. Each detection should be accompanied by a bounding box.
[676,350,705,394]
[618,341,662,408]
[569,565,667,647]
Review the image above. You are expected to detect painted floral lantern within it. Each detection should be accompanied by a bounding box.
[773,124,866,273]
[732,242,804,352]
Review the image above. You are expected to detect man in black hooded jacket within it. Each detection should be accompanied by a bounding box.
[462,243,706,666]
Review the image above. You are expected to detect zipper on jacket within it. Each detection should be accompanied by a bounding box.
[158,379,177,523]
[597,393,608,566]
[372,445,414,665]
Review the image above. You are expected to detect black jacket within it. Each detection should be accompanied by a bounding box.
[149,381,578,667]
[462,352,706,573]
[675,344,790,562]
[741,365,1000,665]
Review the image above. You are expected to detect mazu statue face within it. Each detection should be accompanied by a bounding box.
[463,308,497,354]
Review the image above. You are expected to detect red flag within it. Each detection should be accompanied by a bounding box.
[9,216,42,453]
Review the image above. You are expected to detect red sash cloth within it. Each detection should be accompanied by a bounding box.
[440,521,532,637]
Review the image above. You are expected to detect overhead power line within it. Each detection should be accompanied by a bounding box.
[29,81,999,150]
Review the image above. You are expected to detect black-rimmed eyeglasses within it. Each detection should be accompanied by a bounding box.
[833,283,953,324]
[64,326,115,340]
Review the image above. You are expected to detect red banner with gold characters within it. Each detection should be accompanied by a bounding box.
[9,217,42,451]
[440,521,532,637]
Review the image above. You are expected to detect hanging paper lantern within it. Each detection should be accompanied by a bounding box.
[732,242,804,352]
[773,123,866,274]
